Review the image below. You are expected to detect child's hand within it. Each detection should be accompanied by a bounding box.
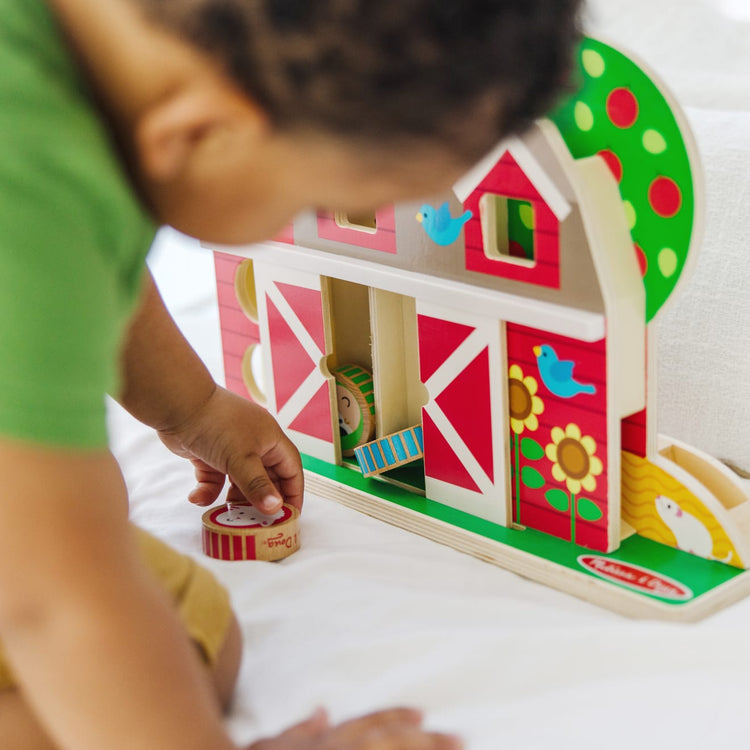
[248,708,462,750]
[158,386,304,514]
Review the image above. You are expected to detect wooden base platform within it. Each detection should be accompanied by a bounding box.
[305,469,750,621]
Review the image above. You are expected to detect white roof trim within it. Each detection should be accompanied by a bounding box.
[452,133,572,222]
[452,138,511,204]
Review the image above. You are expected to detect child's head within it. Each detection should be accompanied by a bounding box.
[137,0,581,161]
[128,0,582,243]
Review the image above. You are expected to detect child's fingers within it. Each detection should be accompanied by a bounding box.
[354,729,462,750]
[267,441,305,511]
[225,481,248,506]
[245,708,328,749]
[247,709,461,750]
[279,707,329,738]
[330,708,462,750]
[331,707,423,743]
[187,459,226,506]
[229,453,284,514]
[234,435,304,511]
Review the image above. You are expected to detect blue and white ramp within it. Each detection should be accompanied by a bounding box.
[353,425,424,477]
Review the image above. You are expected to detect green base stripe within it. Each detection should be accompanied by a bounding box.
[302,453,744,605]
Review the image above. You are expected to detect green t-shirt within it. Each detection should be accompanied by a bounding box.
[0,0,157,448]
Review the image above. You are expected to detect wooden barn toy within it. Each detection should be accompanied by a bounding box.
[206,38,750,619]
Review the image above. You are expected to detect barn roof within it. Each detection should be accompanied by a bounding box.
[453,134,572,222]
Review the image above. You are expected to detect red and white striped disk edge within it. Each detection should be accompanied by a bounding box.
[202,503,300,562]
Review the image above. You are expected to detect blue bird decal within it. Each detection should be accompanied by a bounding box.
[534,345,597,399]
[416,202,472,246]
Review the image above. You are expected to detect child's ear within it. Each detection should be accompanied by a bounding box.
[135,85,267,180]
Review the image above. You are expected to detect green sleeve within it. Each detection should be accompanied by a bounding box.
[0,193,125,448]
[0,0,156,448]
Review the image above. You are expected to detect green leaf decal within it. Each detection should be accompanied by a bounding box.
[521,466,545,489]
[521,437,544,461]
[545,488,570,512]
[577,497,603,522]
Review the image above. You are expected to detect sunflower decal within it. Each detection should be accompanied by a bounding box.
[544,424,604,544]
[546,424,603,494]
[508,365,546,525]
[508,364,544,434]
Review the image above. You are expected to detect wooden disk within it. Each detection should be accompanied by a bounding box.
[332,364,376,456]
[202,503,300,562]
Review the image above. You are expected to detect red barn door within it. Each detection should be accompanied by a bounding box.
[506,323,612,551]
[254,262,338,464]
[416,302,509,525]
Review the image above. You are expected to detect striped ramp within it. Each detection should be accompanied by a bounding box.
[354,425,424,477]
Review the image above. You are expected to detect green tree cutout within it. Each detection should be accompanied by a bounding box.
[550,37,699,323]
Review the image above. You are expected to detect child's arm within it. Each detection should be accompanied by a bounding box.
[118,274,304,513]
[0,441,460,750]
[0,439,238,750]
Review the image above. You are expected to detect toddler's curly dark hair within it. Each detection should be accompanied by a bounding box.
[137,0,583,161]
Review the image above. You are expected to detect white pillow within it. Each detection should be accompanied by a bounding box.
[585,0,750,471]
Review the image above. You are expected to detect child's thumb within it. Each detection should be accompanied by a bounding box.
[232,454,283,514]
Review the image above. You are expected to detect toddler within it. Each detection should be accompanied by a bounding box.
[0,0,581,748]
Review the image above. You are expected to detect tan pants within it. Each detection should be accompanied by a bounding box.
[0,527,233,689]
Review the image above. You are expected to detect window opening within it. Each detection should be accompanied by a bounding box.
[334,211,378,234]
[479,194,536,266]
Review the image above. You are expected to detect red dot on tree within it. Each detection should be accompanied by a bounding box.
[508,240,527,259]
[606,88,639,128]
[649,177,682,217]
[598,149,623,182]
[634,244,648,277]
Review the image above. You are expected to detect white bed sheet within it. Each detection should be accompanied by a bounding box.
[114,3,750,747]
